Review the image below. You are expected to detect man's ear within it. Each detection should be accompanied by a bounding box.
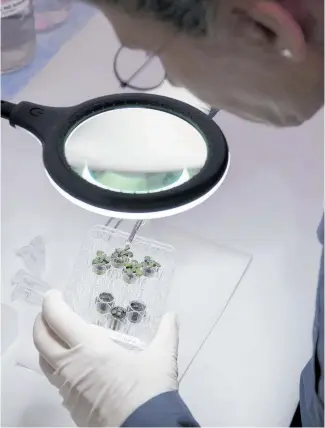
[248,1,306,62]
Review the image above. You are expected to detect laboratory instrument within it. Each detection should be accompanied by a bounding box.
[1,0,36,73]
[1,94,229,220]
[33,0,71,32]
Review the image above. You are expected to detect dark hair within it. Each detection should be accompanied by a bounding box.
[92,0,209,35]
[138,0,208,35]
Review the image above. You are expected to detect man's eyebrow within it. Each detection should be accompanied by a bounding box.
[90,0,210,35]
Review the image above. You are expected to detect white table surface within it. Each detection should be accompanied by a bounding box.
[1,9,324,428]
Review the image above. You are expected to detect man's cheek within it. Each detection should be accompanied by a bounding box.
[165,73,182,87]
[160,51,204,95]
[104,10,141,48]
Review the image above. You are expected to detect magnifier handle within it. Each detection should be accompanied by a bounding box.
[2,100,73,143]
[1,100,15,119]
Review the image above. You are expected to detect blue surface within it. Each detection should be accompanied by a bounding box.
[1,2,96,99]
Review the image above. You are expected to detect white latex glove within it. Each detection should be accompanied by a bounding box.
[33,290,179,427]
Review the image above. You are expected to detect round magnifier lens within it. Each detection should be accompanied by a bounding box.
[64,107,208,195]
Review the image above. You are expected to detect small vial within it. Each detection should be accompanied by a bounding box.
[1,0,36,73]
[111,256,127,269]
[92,264,108,276]
[108,306,127,331]
[123,273,137,284]
[11,285,44,305]
[16,236,46,278]
[141,256,160,278]
[95,292,115,315]
[122,266,138,284]
[33,0,71,33]
[142,266,155,278]
[11,270,50,304]
[127,301,146,324]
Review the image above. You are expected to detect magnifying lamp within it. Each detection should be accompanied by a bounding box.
[1,94,229,220]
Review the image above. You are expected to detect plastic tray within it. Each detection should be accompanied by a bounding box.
[64,225,176,349]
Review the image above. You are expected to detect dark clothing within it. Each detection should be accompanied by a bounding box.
[290,405,302,427]
[300,217,324,426]
[123,392,199,427]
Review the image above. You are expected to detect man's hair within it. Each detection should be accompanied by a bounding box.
[91,0,210,35]
[90,0,323,43]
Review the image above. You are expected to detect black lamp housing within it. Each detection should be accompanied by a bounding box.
[1,94,229,219]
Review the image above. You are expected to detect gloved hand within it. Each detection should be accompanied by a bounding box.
[33,290,179,427]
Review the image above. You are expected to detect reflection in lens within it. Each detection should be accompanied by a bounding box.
[79,164,201,193]
[65,107,207,194]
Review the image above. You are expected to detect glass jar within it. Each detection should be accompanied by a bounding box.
[1,0,36,74]
[33,0,71,33]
